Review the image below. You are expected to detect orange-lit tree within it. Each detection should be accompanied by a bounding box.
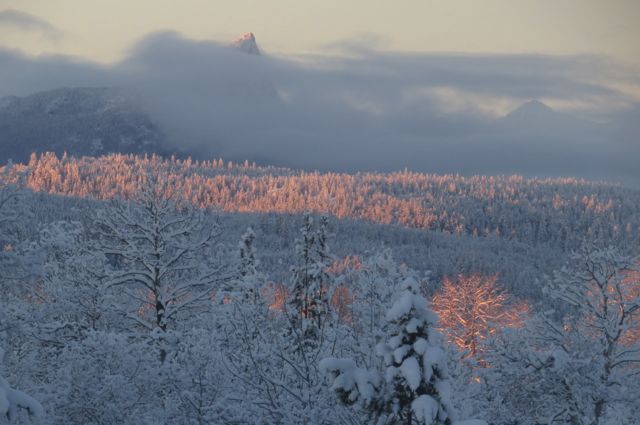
[431,274,528,357]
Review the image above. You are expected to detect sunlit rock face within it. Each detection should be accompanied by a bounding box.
[231,32,261,55]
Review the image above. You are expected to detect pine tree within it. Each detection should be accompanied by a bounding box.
[236,227,260,305]
[287,214,333,344]
[321,277,482,425]
[222,216,343,424]
[376,277,455,425]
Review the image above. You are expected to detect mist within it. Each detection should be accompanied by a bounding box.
[0,31,638,187]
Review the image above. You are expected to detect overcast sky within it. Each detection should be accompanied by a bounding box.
[0,1,638,186]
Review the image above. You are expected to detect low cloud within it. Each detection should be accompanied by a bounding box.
[0,9,62,40]
[0,31,638,187]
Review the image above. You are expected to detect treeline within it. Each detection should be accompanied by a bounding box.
[1,152,639,251]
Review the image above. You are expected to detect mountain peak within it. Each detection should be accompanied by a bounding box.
[520,99,552,111]
[503,99,556,122]
[231,32,261,55]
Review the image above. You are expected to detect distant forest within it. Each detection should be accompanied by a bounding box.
[3,152,639,250]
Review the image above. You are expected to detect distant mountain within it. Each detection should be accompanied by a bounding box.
[231,32,261,55]
[501,100,558,125]
[495,99,598,142]
[0,87,168,163]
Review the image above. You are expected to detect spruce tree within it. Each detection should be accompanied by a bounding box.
[322,277,477,425]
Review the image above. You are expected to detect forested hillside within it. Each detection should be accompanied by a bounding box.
[3,152,639,250]
[1,154,638,424]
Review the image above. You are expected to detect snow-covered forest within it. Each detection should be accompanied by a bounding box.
[0,154,639,424]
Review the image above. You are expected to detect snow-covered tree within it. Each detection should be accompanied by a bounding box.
[348,250,404,367]
[323,277,473,425]
[376,277,455,424]
[239,227,257,277]
[545,246,639,424]
[29,220,114,342]
[0,182,34,298]
[162,330,232,424]
[221,216,354,424]
[96,178,231,359]
[286,214,334,345]
[234,226,261,304]
[45,331,152,425]
[486,245,640,425]
[0,186,19,238]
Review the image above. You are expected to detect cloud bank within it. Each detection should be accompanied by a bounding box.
[0,31,638,187]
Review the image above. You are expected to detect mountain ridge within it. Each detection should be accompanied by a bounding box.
[0,87,169,162]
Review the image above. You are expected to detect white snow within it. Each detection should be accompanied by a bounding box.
[386,335,403,350]
[435,380,452,408]
[424,346,446,379]
[411,394,439,424]
[386,291,415,321]
[413,338,428,354]
[393,345,410,363]
[0,375,43,421]
[406,317,423,333]
[319,357,379,403]
[400,357,421,391]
